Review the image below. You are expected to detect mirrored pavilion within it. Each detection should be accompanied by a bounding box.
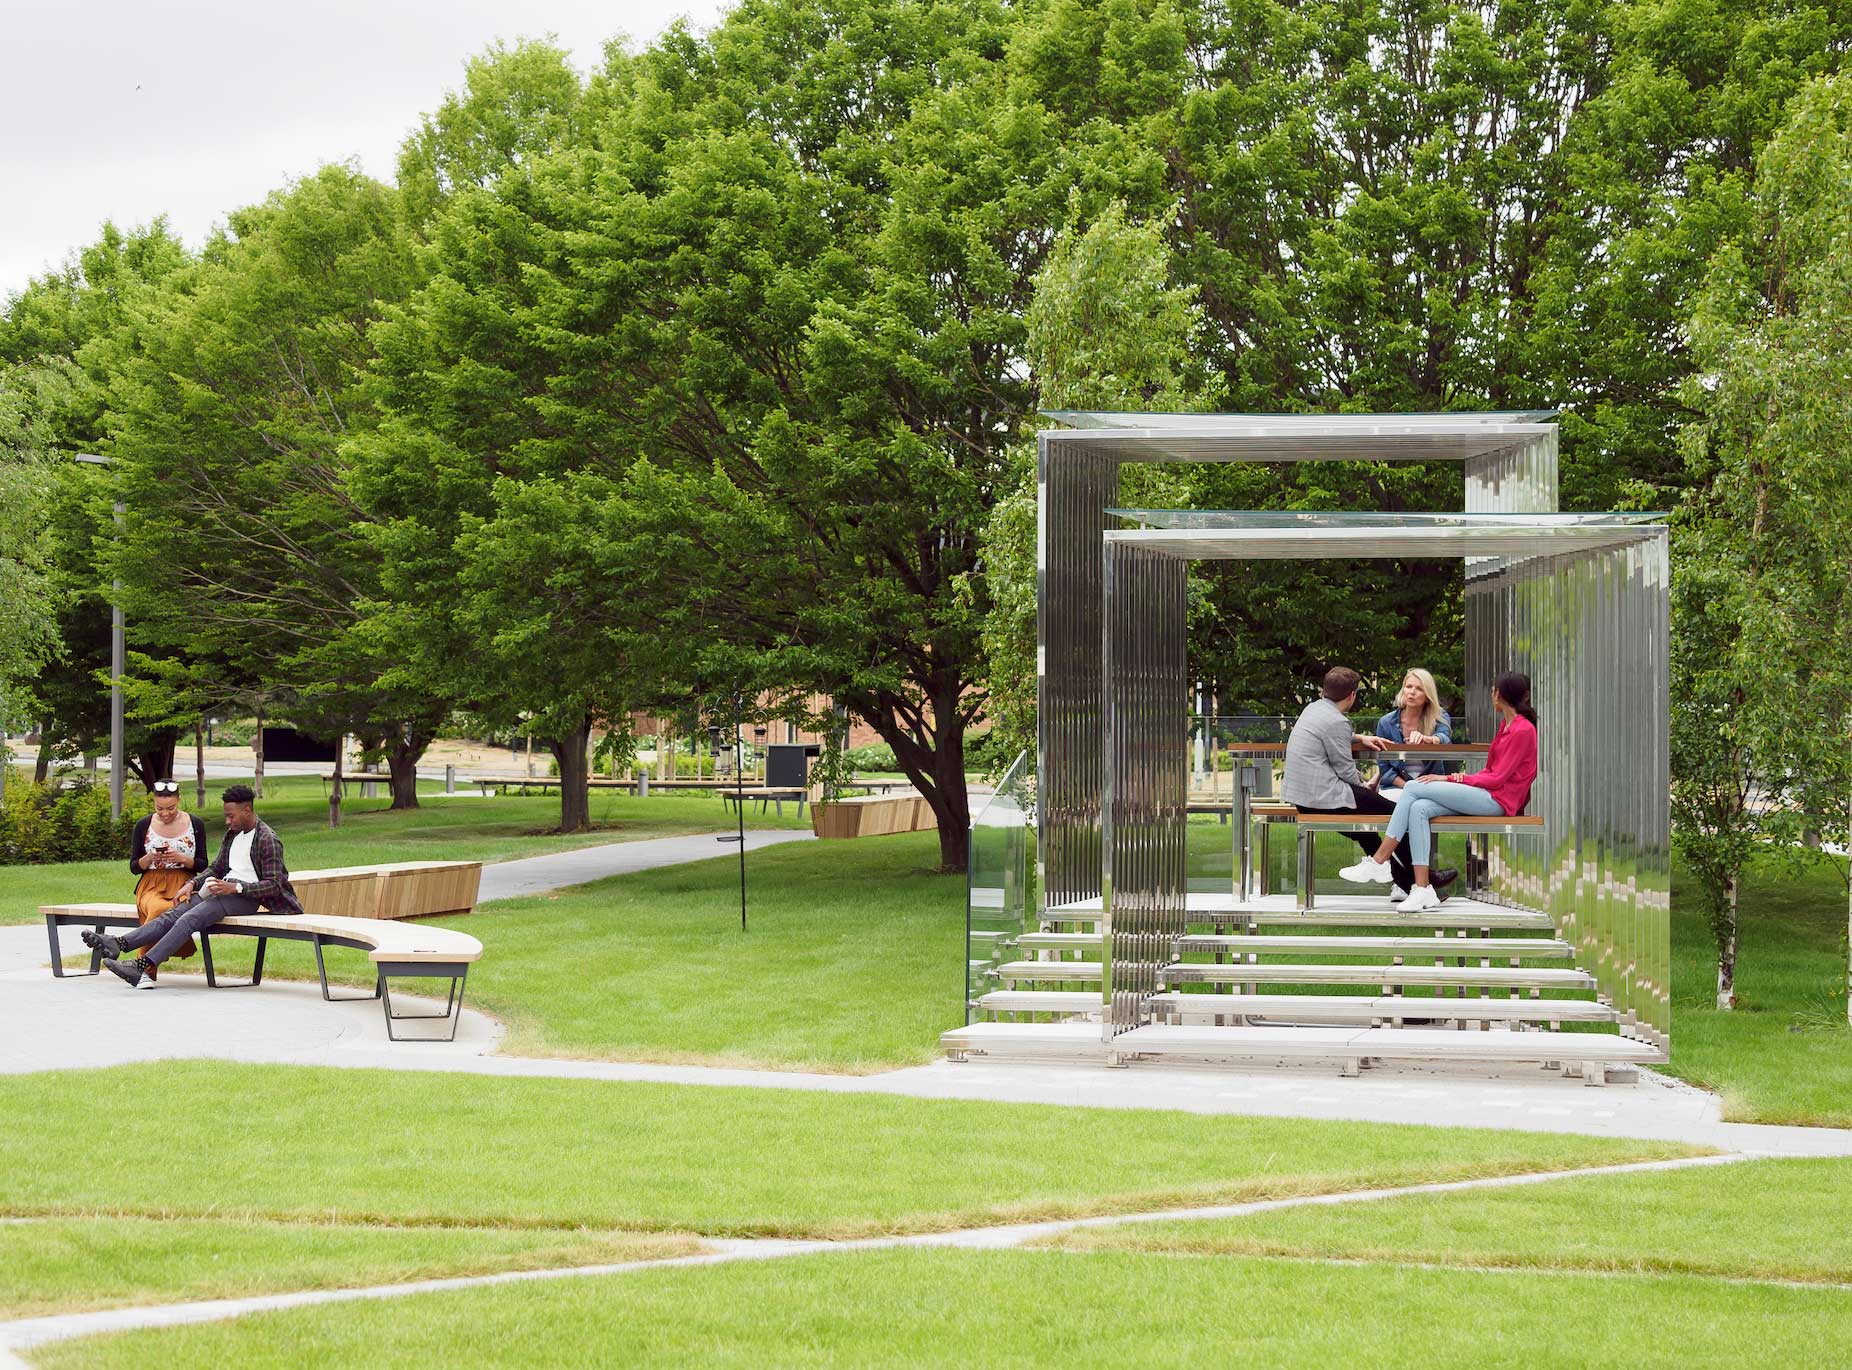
[948,413,1669,1083]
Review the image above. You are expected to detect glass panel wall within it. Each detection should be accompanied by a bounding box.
[966,750,1033,1022]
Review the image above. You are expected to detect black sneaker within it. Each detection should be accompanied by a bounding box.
[102,956,144,988]
[1431,867,1461,892]
[81,930,124,960]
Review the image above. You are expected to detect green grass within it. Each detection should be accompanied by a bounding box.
[1044,1156,1852,1283]
[36,1247,1852,1369]
[113,830,958,1071]
[0,1063,1694,1238]
[0,774,804,926]
[1665,850,1852,1126]
[0,1218,702,1320]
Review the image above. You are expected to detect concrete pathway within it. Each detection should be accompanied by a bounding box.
[0,1152,1748,1365]
[476,829,813,902]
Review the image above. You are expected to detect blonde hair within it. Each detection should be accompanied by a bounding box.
[1398,669,1443,737]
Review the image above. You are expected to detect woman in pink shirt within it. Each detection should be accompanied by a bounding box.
[1339,672,1539,912]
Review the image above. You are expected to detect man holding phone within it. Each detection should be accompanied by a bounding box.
[86,783,302,989]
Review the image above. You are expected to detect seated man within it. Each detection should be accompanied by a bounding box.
[85,783,302,988]
[1280,667,1455,901]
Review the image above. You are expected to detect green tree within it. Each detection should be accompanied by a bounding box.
[104,165,443,807]
[1672,73,1852,1010]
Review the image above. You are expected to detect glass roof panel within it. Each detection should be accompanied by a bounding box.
[1043,409,1558,428]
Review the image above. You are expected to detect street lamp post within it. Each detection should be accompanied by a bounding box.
[74,454,124,819]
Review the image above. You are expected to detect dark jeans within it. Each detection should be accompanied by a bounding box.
[117,892,259,967]
[1295,784,1416,889]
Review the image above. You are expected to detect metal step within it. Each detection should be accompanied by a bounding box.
[1045,893,1555,930]
[940,1020,1663,1070]
[1020,932,1572,958]
[1147,992,1619,1024]
[1166,962,1596,989]
[1178,934,1572,958]
[974,990,1101,1015]
[995,960,1104,982]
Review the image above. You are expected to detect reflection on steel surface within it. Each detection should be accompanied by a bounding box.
[965,750,1033,1024]
[1101,543,1187,1038]
[1466,535,1672,1046]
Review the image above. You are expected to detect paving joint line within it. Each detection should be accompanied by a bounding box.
[0,1152,1747,1359]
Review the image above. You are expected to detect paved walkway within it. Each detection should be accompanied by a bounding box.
[476,829,813,901]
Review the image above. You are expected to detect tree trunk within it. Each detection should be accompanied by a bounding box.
[869,688,971,874]
[328,741,343,829]
[132,731,179,792]
[1716,876,1738,1010]
[387,737,423,810]
[550,715,593,833]
[34,733,50,784]
[252,705,265,799]
[194,719,206,810]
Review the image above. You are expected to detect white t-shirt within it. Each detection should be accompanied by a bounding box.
[226,829,259,887]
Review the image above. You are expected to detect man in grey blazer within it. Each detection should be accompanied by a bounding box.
[1282,667,1453,898]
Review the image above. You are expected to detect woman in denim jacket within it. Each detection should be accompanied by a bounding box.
[1374,667,1453,791]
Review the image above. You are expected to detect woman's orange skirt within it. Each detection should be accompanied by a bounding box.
[133,869,197,975]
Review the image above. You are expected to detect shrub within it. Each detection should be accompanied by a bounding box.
[0,777,139,866]
[842,742,898,773]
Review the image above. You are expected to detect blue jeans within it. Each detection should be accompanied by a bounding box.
[1387,779,1504,867]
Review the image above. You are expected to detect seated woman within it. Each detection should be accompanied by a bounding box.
[127,779,210,982]
[1338,672,1539,912]
[1374,667,1453,790]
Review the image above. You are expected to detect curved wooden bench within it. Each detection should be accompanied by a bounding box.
[39,903,481,1042]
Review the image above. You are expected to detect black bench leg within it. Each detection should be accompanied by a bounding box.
[381,966,468,1042]
[46,919,103,978]
[200,934,267,988]
[313,934,382,1002]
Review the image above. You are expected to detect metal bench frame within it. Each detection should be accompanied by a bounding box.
[42,909,471,1042]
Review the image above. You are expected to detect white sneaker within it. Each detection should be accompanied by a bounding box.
[133,975,157,990]
[1339,857,1393,884]
[1390,885,1411,902]
[1398,884,1441,912]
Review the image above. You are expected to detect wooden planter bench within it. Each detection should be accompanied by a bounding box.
[811,794,937,839]
[41,902,482,1042]
[291,861,481,920]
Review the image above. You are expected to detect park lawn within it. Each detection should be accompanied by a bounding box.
[1664,849,1852,1126]
[0,1063,1694,1238]
[1043,1156,1852,1284]
[0,774,804,926]
[0,1217,703,1320]
[35,1247,1852,1369]
[150,830,960,1071]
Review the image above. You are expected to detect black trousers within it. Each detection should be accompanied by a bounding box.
[117,892,260,967]
[1295,784,1417,889]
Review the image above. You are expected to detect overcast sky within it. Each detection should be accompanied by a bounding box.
[0,0,729,300]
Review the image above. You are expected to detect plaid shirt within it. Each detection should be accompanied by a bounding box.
[207,819,303,916]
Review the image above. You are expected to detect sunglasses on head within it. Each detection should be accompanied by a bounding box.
[152,781,180,795]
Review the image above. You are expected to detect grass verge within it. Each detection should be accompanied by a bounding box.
[1041,1155,1852,1283]
[33,1247,1852,1369]
[0,1063,1697,1238]
[0,1218,702,1321]
[1666,850,1852,1126]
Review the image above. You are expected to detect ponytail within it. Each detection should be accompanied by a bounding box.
[1495,671,1538,728]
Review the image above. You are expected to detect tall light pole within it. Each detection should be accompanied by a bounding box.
[74,454,124,819]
